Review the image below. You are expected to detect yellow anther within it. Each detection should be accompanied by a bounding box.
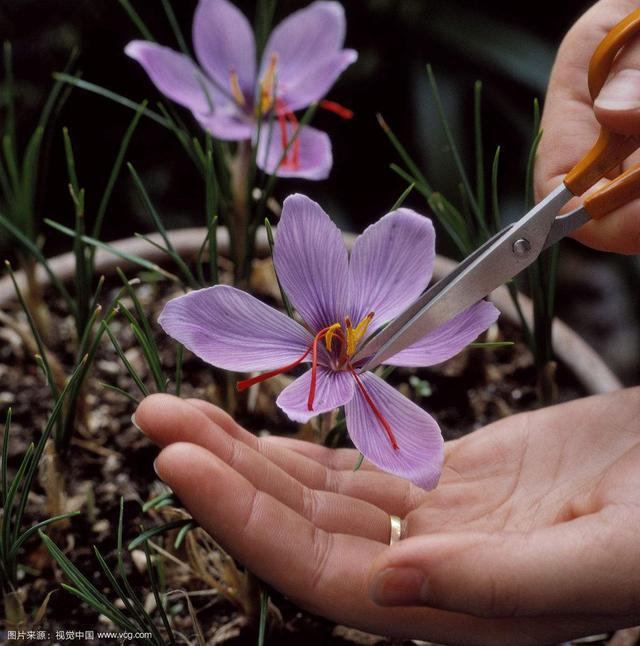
[260,53,279,113]
[345,312,374,357]
[229,70,246,107]
[324,323,341,352]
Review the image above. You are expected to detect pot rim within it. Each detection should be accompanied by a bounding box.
[0,226,622,395]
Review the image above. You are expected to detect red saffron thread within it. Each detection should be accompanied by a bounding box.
[347,363,399,450]
[320,100,354,120]
[236,347,311,391]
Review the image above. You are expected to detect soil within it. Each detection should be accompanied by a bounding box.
[0,261,597,646]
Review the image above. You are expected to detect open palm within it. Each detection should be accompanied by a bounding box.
[136,387,640,645]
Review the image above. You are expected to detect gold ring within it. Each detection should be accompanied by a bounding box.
[389,515,402,546]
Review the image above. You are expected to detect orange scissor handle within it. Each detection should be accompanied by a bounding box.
[583,162,640,218]
[565,9,640,197]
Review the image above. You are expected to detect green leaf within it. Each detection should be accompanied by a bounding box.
[128,519,193,550]
[44,218,181,283]
[119,0,156,41]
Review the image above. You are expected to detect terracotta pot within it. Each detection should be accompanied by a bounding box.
[0,226,622,394]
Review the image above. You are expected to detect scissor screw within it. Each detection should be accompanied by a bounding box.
[512,238,531,257]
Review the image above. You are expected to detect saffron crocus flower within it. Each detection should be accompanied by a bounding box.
[158,195,499,489]
[125,0,357,180]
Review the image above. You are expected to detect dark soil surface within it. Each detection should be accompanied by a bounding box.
[0,262,604,646]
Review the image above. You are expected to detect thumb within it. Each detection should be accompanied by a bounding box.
[367,520,638,618]
[593,40,640,135]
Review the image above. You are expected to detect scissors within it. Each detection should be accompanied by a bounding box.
[354,9,640,372]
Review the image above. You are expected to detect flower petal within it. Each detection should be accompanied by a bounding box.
[273,194,348,331]
[345,372,443,489]
[277,367,354,423]
[195,111,254,141]
[158,285,312,372]
[256,123,332,180]
[349,209,435,329]
[385,301,500,367]
[262,2,356,110]
[125,41,226,114]
[193,0,256,99]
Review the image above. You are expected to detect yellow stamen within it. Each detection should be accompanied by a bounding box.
[345,312,374,358]
[324,323,342,351]
[230,69,245,107]
[260,53,279,113]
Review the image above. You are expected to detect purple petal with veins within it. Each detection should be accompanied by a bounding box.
[384,301,500,368]
[273,194,348,330]
[277,367,354,423]
[348,209,435,330]
[158,285,312,372]
[193,0,256,99]
[345,372,444,490]
[125,41,227,115]
[262,1,357,111]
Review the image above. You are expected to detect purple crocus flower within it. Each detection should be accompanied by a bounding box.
[158,195,499,489]
[125,0,357,180]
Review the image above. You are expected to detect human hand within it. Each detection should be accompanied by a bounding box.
[536,0,640,253]
[135,387,640,645]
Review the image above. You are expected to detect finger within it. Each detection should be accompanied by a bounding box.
[136,395,392,542]
[182,396,427,515]
[263,435,378,471]
[186,398,379,472]
[593,23,640,135]
[368,511,640,619]
[536,0,640,200]
[155,444,613,646]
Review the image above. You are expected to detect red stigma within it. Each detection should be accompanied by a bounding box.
[275,98,302,171]
[320,99,354,120]
[236,347,312,392]
[347,364,399,450]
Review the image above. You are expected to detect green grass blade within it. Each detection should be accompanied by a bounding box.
[116,499,164,643]
[3,444,35,566]
[426,65,481,227]
[93,546,148,631]
[174,343,184,396]
[160,0,189,56]
[45,218,181,283]
[4,261,59,398]
[377,114,431,190]
[1,408,11,506]
[142,492,178,513]
[142,536,175,643]
[390,182,415,210]
[128,519,193,550]
[53,74,168,127]
[11,512,80,556]
[12,357,88,544]
[174,520,197,549]
[93,101,147,241]
[258,587,270,646]
[103,321,150,397]
[119,0,156,41]
[490,146,501,231]
[0,213,76,313]
[473,80,489,238]
[116,300,166,392]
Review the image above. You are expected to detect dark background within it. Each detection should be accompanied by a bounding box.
[1,0,638,383]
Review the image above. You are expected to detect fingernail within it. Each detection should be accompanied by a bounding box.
[595,69,640,110]
[153,458,161,478]
[369,567,430,606]
[131,412,142,431]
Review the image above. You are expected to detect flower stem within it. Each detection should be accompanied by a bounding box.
[230,140,252,287]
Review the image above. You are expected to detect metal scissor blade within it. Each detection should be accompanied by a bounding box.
[354,183,573,372]
[542,205,590,250]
